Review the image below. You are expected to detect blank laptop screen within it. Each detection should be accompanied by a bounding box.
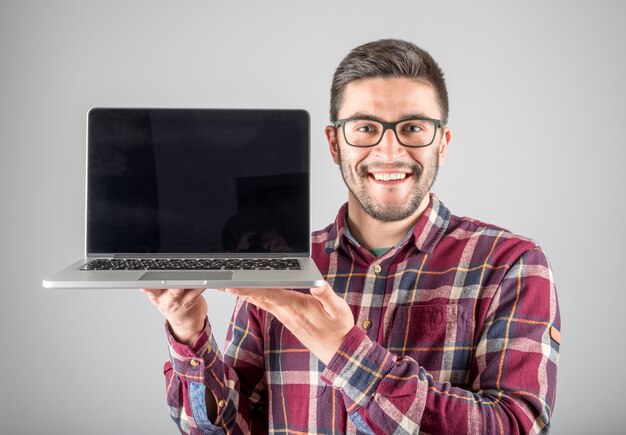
[86,108,310,255]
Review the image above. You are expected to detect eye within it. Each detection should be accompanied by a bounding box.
[403,124,423,133]
[355,123,378,133]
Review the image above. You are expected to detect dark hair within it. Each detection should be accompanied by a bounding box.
[330,39,449,123]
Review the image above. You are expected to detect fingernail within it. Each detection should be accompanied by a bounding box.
[225,288,239,295]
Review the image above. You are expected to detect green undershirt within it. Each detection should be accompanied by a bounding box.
[369,247,391,257]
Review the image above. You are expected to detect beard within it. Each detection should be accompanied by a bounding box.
[338,146,439,223]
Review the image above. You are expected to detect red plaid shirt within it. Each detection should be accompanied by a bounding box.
[163,194,560,434]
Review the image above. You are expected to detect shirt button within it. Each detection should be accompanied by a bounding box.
[189,359,201,367]
[373,264,382,274]
[218,400,227,408]
[362,320,373,330]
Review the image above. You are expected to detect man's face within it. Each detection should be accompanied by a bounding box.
[326,77,451,222]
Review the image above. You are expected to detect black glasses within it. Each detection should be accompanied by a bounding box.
[333,116,445,148]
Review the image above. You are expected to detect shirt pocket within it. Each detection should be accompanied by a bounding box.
[386,304,475,381]
[267,318,326,398]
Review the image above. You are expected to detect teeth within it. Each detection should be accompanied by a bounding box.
[372,173,407,181]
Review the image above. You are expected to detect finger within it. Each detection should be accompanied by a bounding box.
[177,288,206,296]
[241,295,273,313]
[140,288,166,302]
[310,282,343,317]
[226,287,275,301]
[230,292,281,321]
[167,288,186,298]
[166,288,206,305]
[228,287,297,309]
[228,288,295,317]
[180,288,206,303]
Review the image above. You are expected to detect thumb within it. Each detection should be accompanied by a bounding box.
[310,282,343,316]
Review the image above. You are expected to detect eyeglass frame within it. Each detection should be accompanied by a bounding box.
[332,116,446,148]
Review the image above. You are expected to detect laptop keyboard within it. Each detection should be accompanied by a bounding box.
[79,258,301,271]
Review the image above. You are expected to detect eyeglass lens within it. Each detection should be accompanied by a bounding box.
[343,119,436,147]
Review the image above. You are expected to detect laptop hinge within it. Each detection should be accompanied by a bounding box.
[106,253,304,259]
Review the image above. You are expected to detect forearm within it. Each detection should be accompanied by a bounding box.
[165,324,251,433]
[334,247,558,434]
[168,316,207,347]
[420,381,551,434]
[321,326,557,434]
[164,300,267,434]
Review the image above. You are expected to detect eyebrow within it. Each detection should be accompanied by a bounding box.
[345,112,434,121]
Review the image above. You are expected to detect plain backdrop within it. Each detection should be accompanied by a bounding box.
[1,1,625,434]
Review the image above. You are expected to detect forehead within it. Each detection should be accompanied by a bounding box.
[340,77,441,121]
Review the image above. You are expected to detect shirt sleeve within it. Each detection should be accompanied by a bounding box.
[163,298,267,435]
[320,247,561,434]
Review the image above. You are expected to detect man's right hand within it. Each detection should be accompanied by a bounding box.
[140,288,208,346]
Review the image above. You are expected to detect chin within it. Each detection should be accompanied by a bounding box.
[365,203,415,223]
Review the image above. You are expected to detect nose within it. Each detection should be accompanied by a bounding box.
[374,126,405,160]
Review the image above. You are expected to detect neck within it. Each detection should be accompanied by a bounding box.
[346,194,431,251]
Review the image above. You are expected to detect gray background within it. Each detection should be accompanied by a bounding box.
[1,0,624,433]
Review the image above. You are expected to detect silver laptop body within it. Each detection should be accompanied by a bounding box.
[43,108,324,289]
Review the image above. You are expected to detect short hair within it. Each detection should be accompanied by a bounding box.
[330,39,449,123]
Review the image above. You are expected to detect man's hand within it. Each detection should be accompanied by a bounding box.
[222,282,354,365]
[140,288,208,346]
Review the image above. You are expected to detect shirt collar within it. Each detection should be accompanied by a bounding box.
[324,193,451,255]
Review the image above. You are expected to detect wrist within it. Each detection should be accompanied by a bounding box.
[312,329,351,365]
[168,317,206,346]
[316,343,341,366]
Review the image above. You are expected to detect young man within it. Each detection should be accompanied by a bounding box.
[142,39,560,434]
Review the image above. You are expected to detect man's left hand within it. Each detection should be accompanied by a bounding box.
[222,282,354,365]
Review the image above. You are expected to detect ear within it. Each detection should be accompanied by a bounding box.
[437,127,452,166]
[325,125,340,165]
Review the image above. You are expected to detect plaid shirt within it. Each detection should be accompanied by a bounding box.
[163,193,560,434]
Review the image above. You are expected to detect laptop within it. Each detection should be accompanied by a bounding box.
[43,108,324,289]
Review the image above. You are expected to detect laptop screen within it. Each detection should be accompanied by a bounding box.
[86,108,310,255]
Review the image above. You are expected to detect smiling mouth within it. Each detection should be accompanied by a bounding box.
[367,172,413,184]
[371,173,407,181]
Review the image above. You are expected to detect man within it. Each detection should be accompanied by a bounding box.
[142,39,560,434]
